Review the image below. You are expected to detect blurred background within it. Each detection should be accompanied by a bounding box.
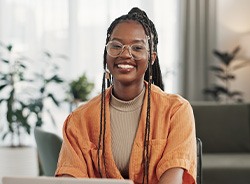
[1,0,250,144]
[0,0,250,182]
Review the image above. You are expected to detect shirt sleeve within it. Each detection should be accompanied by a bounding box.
[156,100,197,184]
[55,113,89,178]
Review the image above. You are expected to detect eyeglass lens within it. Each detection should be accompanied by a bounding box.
[106,41,147,60]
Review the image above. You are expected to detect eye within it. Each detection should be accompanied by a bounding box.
[131,44,145,52]
[110,42,122,49]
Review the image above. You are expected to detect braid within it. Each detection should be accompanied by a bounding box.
[97,72,105,177]
[97,49,110,177]
[144,56,164,90]
[143,32,153,184]
[99,7,164,183]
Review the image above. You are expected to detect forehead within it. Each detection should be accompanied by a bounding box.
[110,20,147,42]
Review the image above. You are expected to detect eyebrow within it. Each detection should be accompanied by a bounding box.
[110,37,147,44]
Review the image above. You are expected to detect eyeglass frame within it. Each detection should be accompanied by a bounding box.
[105,40,149,60]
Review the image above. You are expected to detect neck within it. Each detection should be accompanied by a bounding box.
[112,81,145,101]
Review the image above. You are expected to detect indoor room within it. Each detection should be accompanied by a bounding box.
[0,0,250,184]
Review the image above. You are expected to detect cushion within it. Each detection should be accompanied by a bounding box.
[191,103,250,153]
[203,153,250,184]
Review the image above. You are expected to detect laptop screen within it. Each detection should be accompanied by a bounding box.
[2,176,134,184]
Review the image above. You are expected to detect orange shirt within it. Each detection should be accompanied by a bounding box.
[55,83,196,184]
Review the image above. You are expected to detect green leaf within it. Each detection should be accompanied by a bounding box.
[0,74,9,81]
[214,74,227,81]
[214,85,228,94]
[203,88,220,101]
[8,123,14,133]
[7,45,13,51]
[44,51,52,58]
[1,59,9,64]
[46,109,57,127]
[6,90,15,123]
[225,74,235,80]
[0,83,8,91]
[2,132,10,140]
[0,98,7,104]
[40,86,45,93]
[48,93,60,106]
[36,118,43,127]
[19,63,27,69]
[213,46,240,66]
[69,73,94,101]
[210,65,224,73]
[214,73,235,80]
[232,46,240,55]
[47,75,64,83]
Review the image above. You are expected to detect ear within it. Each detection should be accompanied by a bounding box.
[151,52,157,65]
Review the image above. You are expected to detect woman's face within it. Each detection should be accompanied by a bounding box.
[106,20,151,86]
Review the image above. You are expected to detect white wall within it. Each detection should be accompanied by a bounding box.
[217,0,250,102]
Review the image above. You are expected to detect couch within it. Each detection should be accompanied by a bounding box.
[191,102,250,184]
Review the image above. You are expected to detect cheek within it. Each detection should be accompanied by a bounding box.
[106,55,115,71]
[137,60,148,75]
[142,59,149,70]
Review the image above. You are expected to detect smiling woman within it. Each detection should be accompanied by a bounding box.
[55,7,196,184]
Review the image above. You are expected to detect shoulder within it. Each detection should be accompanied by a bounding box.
[65,87,112,126]
[72,87,112,116]
[150,84,190,108]
[62,88,112,139]
[149,84,193,118]
[73,94,101,114]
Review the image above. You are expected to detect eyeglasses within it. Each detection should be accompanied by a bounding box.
[106,40,148,60]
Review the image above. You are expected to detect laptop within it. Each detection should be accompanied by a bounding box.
[2,176,134,184]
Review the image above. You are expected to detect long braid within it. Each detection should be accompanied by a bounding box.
[97,45,110,177]
[142,12,164,91]
[102,74,108,177]
[143,31,153,184]
[145,56,164,90]
[99,7,164,183]
[98,72,105,177]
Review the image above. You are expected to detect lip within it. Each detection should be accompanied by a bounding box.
[115,59,136,66]
[116,65,135,73]
[117,64,135,69]
[114,61,136,72]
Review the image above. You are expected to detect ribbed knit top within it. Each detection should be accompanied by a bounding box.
[110,87,145,178]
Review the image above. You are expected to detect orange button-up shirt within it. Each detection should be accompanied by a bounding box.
[55,82,196,184]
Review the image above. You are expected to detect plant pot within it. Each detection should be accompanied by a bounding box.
[0,146,39,180]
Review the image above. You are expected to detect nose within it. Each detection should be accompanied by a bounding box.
[120,45,132,58]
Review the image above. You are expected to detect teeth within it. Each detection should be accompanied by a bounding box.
[117,64,134,69]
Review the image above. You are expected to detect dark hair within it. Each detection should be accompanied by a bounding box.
[98,7,164,183]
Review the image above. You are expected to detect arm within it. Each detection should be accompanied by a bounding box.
[55,114,89,177]
[156,100,196,184]
[158,168,184,184]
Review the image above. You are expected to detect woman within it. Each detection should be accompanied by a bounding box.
[55,7,196,184]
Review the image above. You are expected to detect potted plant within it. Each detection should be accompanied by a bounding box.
[0,42,67,177]
[0,42,34,146]
[0,43,66,146]
[28,51,67,129]
[68,73,94,111]
[203,46,250,103]
[0,42,40,177]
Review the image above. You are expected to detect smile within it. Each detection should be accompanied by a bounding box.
[117,64,135,69]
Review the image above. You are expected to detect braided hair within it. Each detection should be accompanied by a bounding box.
[98,7,164,183]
